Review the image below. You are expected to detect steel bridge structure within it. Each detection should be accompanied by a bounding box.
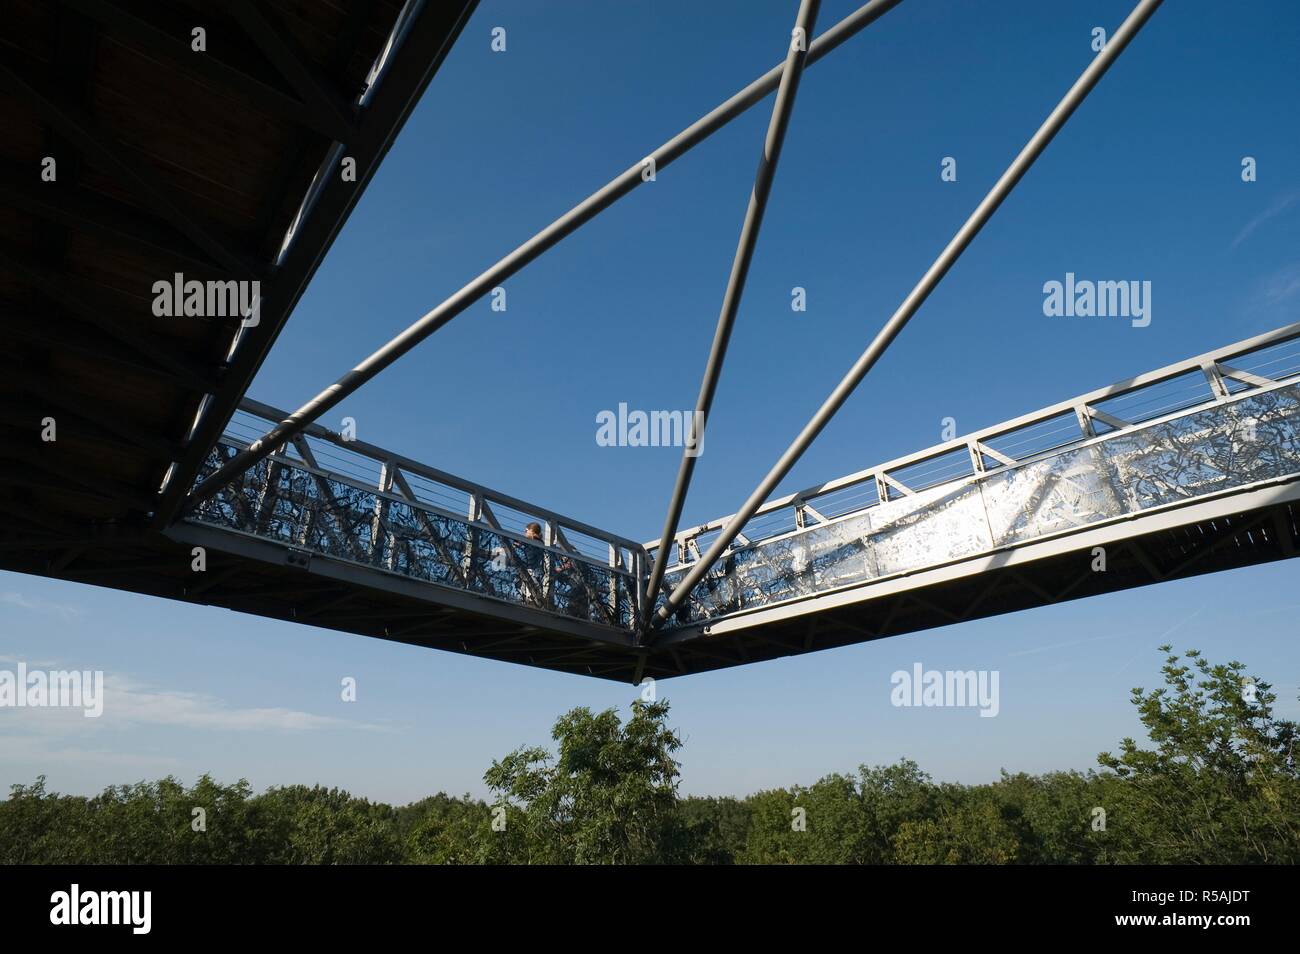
[6,0,1297,683]
[171,324,1300,680]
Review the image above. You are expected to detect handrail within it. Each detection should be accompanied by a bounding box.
[654,374,1300,624]
[649,320,1300,559]
[186,324,1300,633]
[664,370,1300,575]
[239,397,647,559]
[190,436,639,629]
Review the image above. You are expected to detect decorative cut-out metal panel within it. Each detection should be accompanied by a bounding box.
[189,442,637,630]
[187,382,1300,633]
[656,384,1300,625]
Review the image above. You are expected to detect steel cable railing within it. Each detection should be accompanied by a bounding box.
[186,327,1300,634]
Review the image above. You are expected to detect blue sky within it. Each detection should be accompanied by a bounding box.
[4,0,1300,804]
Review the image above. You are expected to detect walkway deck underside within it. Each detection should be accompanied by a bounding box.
[1,481,1293,683]
[74,321,1288,682]
[15,0,1289,683]
[5,319,1299,681]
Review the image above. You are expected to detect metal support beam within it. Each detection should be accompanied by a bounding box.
[295,591,357,621]
[152,0,480,527]
[0,158,219,272]
[0,398,164,463]
[1084,404,1131,431]
[179,0,907,513]
[63,0,355,142]
[1162,513,1269,581]
[1217,362,1274,389]
[1,307,210,394]
[0,367,182,457]
[186,565,244,599]
[0,445,156,512]
[229,0,358,143]
[0,247,222,389]
[49,547,86,575]
[651,0,1165,627]
[642,0,820,630]
[1126,540,1164,582]
[0,55,257,279]
[1272,509,1296,557]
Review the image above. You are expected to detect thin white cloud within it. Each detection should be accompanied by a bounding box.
[1007,633,1125,658]
[0,735,184,771]
[1260,261,1300,306]
[0,655,61,667]
[0,673,390,734]
[0,591,80,621]
[1231,189,1300,249]
[1109,607,1204,679]
[104,676,386,732]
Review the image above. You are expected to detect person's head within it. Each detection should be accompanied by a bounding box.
[524,522,543,541]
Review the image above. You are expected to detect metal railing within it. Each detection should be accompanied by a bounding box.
[187,399,646,631]
[183,325,1300,635]
[649,322,1300,624]
[171,0,1173,637]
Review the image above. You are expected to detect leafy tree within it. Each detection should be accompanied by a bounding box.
[254,785,402,864]
[677,795,751,864]
[736,787,804,864]
[1096,645,1300,863]
[0,776,96,863]
[403,793,484,864]
[738,761,938,864]
[479,699,686,864]
[856,760,939,863]
[3,645,1297,865]
[892,788,1020,864]
[991,770,1106,864]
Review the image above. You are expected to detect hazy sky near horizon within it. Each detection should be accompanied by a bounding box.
[4,0,1300,805]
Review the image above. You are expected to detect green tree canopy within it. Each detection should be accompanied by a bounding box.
[479,699,686,864]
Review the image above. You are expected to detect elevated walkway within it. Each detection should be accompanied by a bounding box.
[167,323,1300,680]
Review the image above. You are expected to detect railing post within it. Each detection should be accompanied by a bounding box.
[1074,404,1097,438]
[1202,361,1230,402]
[463,493,480,585]
[542,521,555,610]
[370,461,395,568]
[874,473,890,504]
[608,543,620,621]
[289,437,316,545]
[374,462,397,566]
[253,445,286,533]
[633,548,647,622]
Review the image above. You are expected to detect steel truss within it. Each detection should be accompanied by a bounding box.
[181,0,908,509]
[182,323,1300,641]
[162,0,1279,653]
